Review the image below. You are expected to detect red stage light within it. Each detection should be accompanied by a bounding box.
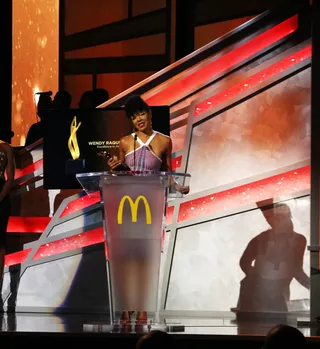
[165,206,175,225]
[145,16,298,106]
[5,248,32,268]
[14,159,43,179]
[7,216,51,233]
[32,227,104,260]
[59,192,100,218]
[172,155,182,171]
[194,45,311,116]
[178,166,310,222]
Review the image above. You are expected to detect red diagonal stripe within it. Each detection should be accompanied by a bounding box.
[59,192,100,218]
[7,216,51,233]
[166,206,175,225]
[178,166,310,222]
[32,227,104,260]
[145,16,298,106]
[15,159,43,179]
[194,45,311,116]
[5,248,32,267]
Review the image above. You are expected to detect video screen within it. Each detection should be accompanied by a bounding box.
[43,107,170,189]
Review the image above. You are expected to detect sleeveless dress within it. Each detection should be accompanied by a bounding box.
[124,131,167,250]
[124,131,162,171]
[0,148,10,248]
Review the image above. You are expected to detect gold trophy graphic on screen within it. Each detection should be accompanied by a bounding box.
[65,116,86,175]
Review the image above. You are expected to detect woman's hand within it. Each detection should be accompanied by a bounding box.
[107,155,122,170]
[173,182,190,194]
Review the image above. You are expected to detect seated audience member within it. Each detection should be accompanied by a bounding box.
[78,90,95,110]
[52,89,72,110]
[25,92,52,146]
[263,324,307,348]
[93,88,109,107]
[136,330,175,349]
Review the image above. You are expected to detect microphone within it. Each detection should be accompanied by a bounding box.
[133,133,137,171]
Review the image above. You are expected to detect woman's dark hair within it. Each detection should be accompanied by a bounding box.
[125,95,150,118]
[37,94,53,119]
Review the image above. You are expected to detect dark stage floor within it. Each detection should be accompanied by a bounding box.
[0,311,319,349]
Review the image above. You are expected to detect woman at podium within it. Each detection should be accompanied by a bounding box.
[107,95,189,324]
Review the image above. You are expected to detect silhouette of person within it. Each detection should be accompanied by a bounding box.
[52,89,72,110]
[25,92,53,146]
[236,202,309,313]
[93,88,109,107]
[263,324,307,348]
[136,330,175,349]
[78,90,95,110]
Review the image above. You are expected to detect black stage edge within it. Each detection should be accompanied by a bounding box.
[0,331,319,349]
[310,0,320,331]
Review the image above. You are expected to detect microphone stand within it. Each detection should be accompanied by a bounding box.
[133,133,137,171]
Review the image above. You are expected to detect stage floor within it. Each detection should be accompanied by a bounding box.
[0,311,318,337]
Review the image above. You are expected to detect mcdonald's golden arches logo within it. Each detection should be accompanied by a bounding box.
[117,195,152,225]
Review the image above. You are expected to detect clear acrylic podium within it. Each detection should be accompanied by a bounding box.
[76,170,191,332]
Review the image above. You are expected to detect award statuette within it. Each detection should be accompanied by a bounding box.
[65,116,85,175]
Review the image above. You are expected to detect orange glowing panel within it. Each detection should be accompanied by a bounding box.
[194,45,312,116]
[12,0,59,146]
[178,166,310,223]
[145,16,298,106]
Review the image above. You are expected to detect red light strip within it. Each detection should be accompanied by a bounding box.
[166,206,175,225]
[32,227,104,260]
[15,159,43,180]
[194,45,311,116]
[7,216,51,233]
[59,192,100,218]
[178,165,310,223]
[5,248,32,268]
[172,155,182,171]
[145,16,298,106]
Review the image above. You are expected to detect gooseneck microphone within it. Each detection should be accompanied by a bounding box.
[133,133,137,171]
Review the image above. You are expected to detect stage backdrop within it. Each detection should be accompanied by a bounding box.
[43,106,170,189]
